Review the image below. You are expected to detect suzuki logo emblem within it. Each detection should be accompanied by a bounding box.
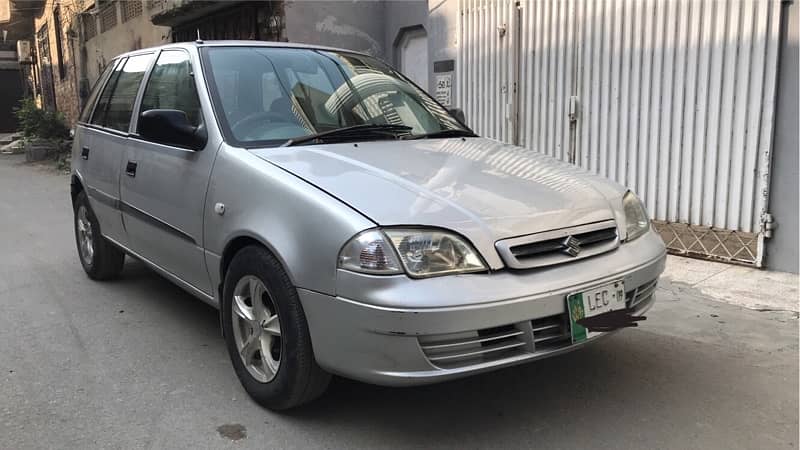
[561,236,581,257]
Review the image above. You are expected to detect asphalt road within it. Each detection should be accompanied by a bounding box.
[1,154,797,450]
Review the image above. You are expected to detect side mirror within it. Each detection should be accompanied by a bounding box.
[138,109,206,150]
[448,107,466,125]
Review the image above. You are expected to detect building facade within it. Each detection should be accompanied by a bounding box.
[20,0,430,126]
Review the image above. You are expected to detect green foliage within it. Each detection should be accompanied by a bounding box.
[13,97,70,141]
[55,150,72,173]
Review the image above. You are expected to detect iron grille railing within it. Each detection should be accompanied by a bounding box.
[652,221,759,267]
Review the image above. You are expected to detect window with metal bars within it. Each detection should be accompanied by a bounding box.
[36,24,57,111]
[36,24,50,63]
[99,3,117,32]
[53,6,66,80]
[121,1,142,22]
[83,14,97,40]
[147,0,167,12]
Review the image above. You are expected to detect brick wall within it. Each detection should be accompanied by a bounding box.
[29,0,169,125]
[32,0,86,125]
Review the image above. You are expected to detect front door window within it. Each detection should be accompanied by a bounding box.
[139,50,203,131]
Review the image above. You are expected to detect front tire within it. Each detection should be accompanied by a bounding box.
[222,245,330,410]
[73,191,125,280]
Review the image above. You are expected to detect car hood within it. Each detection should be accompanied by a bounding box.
[252,138,627,269]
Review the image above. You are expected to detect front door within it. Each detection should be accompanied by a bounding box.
[119,49,217,294]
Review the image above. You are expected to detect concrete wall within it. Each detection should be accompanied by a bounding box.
[426,0,458,103]
[284,0,386,58]
[384,0,428,67]
[766,2,799,274]
[283,0,428,79]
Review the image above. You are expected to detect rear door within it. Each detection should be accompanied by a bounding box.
[119,49,218,295]
[73,58,116,209]
[78,54,153,247]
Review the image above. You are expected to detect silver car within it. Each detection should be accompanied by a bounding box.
[70,41,666,410]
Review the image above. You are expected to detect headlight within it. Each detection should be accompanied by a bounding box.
[623,191,650,241]
[338,228,487,278]
[384,229,487,277]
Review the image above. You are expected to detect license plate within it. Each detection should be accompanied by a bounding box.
[567,281,626,343]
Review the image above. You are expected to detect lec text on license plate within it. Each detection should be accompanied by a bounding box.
[567,281,625,343]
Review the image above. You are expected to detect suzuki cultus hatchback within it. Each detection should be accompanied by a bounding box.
[71,41,666,409]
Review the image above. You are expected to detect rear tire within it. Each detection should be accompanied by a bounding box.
[73,191,125,280]
[222,245,330,410]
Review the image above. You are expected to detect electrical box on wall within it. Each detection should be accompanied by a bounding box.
[17,40,32,64]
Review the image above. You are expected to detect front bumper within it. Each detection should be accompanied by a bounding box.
[298,229,666,386]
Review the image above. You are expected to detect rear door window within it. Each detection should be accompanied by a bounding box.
[91,53,153,132]
[79,60,118,123]
[90,59,124,127]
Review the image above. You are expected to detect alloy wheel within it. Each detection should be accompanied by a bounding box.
[231,275,282,383]
[76,206,94,266]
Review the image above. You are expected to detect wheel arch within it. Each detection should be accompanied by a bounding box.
[70,173,85,206]
[218,233,296,299]
[216,233,298,338]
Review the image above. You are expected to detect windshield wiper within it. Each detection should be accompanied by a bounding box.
[283,124,413,146]
[403,129,478,140]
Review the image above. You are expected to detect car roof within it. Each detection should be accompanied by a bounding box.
[113,40,369,60]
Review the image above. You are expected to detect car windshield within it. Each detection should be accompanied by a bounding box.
[202,46,467,146]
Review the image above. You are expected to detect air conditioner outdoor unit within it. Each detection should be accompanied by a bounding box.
[17,40,32,64]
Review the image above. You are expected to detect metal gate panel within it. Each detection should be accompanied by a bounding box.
[517,0,580,162]
[572,0,782,267]
[457,0,517,143]
[456,0,783,266]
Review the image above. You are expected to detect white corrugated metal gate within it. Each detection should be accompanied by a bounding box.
[456,0,783,266]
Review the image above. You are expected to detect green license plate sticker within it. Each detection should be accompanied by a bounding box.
[567,281,626,343]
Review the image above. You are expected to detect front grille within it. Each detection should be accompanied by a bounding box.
[495,220,620,269]
[418,315,575,370]
[627,279,658,310]
[418,325,527,369]
[418,280,659,370]
[511,227,618,259]
[531,315,572,351]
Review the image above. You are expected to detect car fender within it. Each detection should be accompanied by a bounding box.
[203,144,375,299]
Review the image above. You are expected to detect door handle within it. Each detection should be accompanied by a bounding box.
[125,161,138,177]
[81,147,90,160]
